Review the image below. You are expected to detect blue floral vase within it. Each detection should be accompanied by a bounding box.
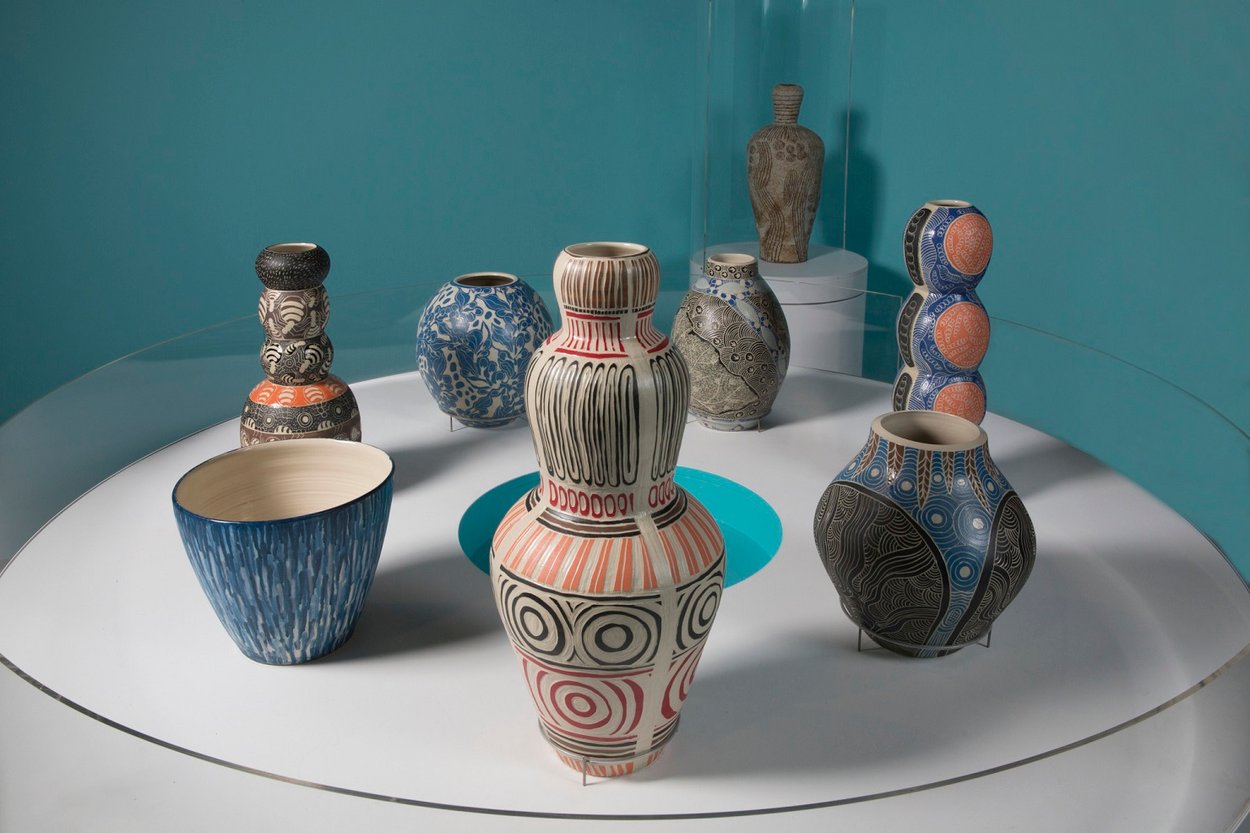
[813,410,1036,658]
[415,272,553,428]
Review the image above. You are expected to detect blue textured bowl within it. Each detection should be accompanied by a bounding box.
[172,439,394,665]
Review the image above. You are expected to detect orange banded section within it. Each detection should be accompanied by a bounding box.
[249,376,349,406]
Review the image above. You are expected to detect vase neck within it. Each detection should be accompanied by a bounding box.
[554,243,659,316]
[529,242,686,519]
[772,84,804,125]
[550,306,668,358]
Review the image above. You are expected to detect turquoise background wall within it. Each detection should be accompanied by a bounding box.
[846,0,1250,567]
[1,2,1247,562]
[0,0,703,423]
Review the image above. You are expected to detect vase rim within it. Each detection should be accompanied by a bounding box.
[264,242,320,254]
[706,252,758,268]
[872,411,986,452]
[173,438,394,525]
[453,272,519,288]
[929,200,973,209]
[563,242,650,260]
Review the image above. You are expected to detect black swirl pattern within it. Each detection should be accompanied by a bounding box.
[951,492,1036,646]
[674,294,780,423]
[259,287,329,340]
[575,606,662,667]
[674,563,724,652]
[815,481,948,655]
[497,568,666,669]
[497,579,572,660]
[260,333,334,385]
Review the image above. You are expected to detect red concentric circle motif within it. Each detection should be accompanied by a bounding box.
[934,382,986,424]
[933,303,990,368]
[944,214,993,275]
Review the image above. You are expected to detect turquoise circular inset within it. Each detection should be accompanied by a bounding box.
[457,467,781,588]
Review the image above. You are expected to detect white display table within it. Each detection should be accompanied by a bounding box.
[2,367,1249,831]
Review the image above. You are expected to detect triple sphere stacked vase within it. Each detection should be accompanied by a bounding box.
[893,201,994,424]
[490,242,726,776]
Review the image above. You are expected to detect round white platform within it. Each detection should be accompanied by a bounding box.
[2,368,1249,830]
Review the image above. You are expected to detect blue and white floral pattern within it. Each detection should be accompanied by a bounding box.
[416,274,553,428]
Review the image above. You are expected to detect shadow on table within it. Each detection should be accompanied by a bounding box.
[632,539,1181,782]
[766,371,891,429]
[323,552,500,662]
[992,441,1107,499]
[388,421,527,493]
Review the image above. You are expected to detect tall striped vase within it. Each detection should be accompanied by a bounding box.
[892,200,993,424]
[490,242,726,777]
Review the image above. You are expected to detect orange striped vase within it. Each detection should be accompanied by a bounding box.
[490,242,726,777]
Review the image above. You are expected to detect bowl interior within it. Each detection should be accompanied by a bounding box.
[175,439,393,522]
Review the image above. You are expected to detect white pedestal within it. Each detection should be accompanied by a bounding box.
[692,243,870,376]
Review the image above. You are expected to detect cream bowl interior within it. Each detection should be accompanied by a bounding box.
[174,439,393,522]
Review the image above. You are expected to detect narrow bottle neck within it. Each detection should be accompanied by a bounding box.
[772,88,803,124]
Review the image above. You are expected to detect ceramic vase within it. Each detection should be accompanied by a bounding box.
[172,439,394,664]
[747,83,824,263]
[892,201,993,424]
[415,272,552,428]
[490,242,726,777]
[240,243,362,444]
[813,411,1036,658]
[673,253,790,430]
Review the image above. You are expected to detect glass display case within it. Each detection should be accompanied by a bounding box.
[689,0,876,380]
[2,1,1248,830]
[1,266,1248,829]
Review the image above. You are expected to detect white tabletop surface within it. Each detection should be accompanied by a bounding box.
[2,368,1249,830]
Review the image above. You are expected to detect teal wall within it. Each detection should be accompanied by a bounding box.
[0,0,702,422]
[848,0,1250,566]
[2,1,1247,562]
[850,0,1248,429]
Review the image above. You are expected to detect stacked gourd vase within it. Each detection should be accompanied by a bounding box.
[240,243,361,445]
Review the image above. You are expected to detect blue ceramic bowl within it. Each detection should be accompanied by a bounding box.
[172,439,394,665]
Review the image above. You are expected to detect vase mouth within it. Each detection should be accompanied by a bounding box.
[706,252,757,269]
[265,242,320,254]
[930,200,972,209]
[564,242,650,260]
[173,439,394,524]
[873,411,986,451]
[453,272,518,288]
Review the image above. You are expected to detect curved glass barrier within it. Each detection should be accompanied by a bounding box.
[983,319,1250,584]
[0,276,1247,827]
[0,278,906,566]
[2,278,1246,587]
